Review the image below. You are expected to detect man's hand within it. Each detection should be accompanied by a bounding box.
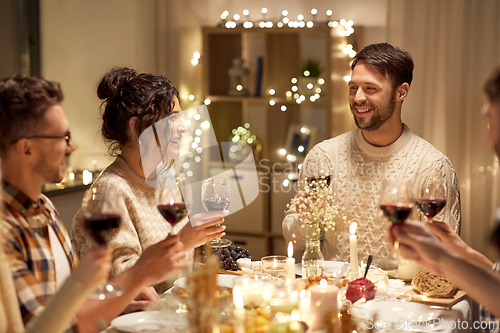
[72,245,112,291]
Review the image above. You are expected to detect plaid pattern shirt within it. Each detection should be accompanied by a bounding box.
[480,260,500,333]
[2,182,79,331]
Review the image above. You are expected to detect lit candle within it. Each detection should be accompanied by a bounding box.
[286,241,296,283]
[262,255,286,276]
[309,279,339,331]
[233,285,245,333]
[349,222,359,279]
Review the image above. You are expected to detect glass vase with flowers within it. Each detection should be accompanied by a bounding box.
[288,155,345,278]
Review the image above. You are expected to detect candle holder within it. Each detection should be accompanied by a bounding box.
[261,255,287,277]
[233,275,284,309]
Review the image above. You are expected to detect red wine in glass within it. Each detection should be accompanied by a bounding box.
[380,203,413,224]
[306,175,332,188]
[83,213,121,245]
[158,203,188,226]
[414,198,446,220]
[202,198,230,212]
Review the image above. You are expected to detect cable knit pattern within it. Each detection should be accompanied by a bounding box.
[71,156,191,293]
[283,125,461,266]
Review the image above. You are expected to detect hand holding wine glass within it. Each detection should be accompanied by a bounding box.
[414,172,447,222]
[81,187,123,299]
[201,177,231,248]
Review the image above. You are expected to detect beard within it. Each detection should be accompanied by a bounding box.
[34,154,67,184]
[350,95,397,131]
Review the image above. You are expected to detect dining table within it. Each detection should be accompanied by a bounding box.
[102,261,472,333]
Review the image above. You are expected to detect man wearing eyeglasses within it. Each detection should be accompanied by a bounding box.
[0,74,187,333]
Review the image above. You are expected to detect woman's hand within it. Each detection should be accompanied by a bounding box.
[179,210,228,250]
[389,220,450,274]
[121,286,161,314]
[427,220,468,253]
[72,245,112,291]
[131,235,187,287]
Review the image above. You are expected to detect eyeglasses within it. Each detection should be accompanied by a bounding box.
[11,131,72,147]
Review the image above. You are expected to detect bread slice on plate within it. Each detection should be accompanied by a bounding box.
[411,269,458,298]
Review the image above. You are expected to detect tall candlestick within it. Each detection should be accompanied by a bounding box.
[286,241,296,283]
[349,222,359,279]
[233,286,245,333]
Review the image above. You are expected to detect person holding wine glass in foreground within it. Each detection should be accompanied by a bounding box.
[0,156,113,333]
[283,42,461,268]
[0,74,188,333]
[72,67,228,294]
[390,66,500,322]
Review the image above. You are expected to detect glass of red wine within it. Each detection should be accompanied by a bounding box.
[81,187,123,299]
[378,179,413,270]
[201,177,231,248]
[158,200,188,232]
[302,155,333,191]
[413,172,447,223]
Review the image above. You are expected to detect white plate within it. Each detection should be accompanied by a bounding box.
[294,261,348,276]
[111,311,186,333]
[173,274,237,289]
[351,301,440,325]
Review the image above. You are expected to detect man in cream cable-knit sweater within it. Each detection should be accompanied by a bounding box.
[283,43,461,268]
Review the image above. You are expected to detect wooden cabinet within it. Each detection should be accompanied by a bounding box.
[201,25,354,256]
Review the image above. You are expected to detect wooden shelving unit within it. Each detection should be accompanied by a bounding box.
[201,25,355,259]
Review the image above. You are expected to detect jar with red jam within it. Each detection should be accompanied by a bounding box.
[345,278,376,303]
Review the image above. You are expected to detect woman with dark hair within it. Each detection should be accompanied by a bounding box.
[390,67,500,323]
[72,68,226,294]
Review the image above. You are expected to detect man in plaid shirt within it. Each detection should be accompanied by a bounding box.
[0,75,188,333]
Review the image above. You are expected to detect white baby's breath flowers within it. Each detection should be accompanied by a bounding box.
[286,176,344,241]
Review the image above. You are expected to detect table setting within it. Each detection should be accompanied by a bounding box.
[103,172,470,333]
[103,248,470,333]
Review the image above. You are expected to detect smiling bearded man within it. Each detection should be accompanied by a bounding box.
[283,42,461,269]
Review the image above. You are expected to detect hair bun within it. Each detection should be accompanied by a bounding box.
[97,67,137,101]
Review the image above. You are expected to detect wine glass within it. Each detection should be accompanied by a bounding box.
[157,177,190,234]
[201,177,231,248]
[414,172,447,222]
[302,155,333,190]
[81,187,123,299]
[378,179,413,270]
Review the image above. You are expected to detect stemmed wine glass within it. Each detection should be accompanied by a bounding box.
[81,187,123,299]
[302,155,333,191]
[201,177,231,248]
[413,172,447,223]
[157,176,190,233]
[378,179,413,270]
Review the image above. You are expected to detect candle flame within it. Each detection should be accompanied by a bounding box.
[233,285,243,309]
[320,278,327,287]
[291,309,300,321]
[273,259,277,268]
[350,222,357,235]
[170,198,174,205]
[288,241,293,257]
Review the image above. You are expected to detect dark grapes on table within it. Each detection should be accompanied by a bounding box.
[200,245,252,271]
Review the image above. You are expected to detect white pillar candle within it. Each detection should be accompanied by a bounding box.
[309,279,339,331]
[398,259,422,280]
[286,241,296,283]
[349,222,359,279]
